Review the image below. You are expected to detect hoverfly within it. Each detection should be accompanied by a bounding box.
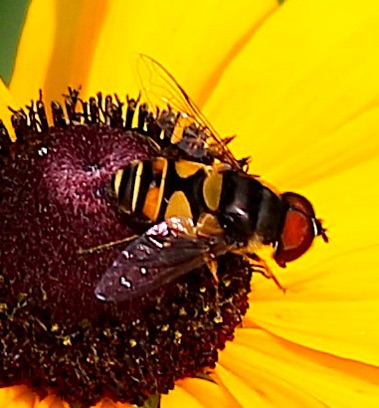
[92,55,328,302]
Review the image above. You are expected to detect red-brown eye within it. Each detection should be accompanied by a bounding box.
[274,192,320,267]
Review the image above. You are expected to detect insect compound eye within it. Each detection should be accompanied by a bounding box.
[274,192,321,267]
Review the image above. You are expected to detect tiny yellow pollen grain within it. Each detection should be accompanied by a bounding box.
[62,336,72,346]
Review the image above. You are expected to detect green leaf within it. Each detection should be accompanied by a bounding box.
[195,372,217,383]
[141,393,161,408]
[0,0,30,84]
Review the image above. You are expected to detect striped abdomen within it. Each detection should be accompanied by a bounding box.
[112,157,222,224]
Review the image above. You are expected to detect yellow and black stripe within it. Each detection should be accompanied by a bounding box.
[112,157,223,225]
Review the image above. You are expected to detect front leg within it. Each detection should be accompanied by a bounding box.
[245,252,287,293]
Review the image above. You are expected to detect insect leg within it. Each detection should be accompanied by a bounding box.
[246,253,287,293]
[204,255,223,321]
[78,235,139,255]
[204,257,219,283]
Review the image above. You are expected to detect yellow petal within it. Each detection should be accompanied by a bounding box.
[263,105,379,190]
[85,0,278,99]
[10,0,111,106]
[93,397,133,408]
[161,384,204,408]
[252,153,379,297]
[0,386,37,408]
[213,364,275,408]
[37,394,70,408]
[9,0,56,105]
[175,377,241,408]
[217,328,379,408]
[204,0,379,187]
[248,153,379,366]
[306,156,379,262]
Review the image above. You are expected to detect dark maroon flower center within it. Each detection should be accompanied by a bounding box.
[0,92,252,407]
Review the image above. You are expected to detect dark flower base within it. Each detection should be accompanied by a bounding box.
[0,93,252,406]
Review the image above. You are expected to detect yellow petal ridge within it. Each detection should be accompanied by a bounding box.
[218,328,379,407]
[10,0,111,106]
[204,0,379,186]
[85,0,278,100]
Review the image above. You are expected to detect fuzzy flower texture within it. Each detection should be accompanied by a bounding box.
[0,86,255,406]
[2,1,379,408]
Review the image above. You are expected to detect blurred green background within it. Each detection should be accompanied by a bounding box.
[0,0,30,85]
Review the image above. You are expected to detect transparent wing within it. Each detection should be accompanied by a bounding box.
[95,217,231,302]
[135,54,242,169]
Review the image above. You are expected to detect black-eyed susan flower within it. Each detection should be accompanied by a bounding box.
[1,0,379,407]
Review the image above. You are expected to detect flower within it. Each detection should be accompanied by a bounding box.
[1,84,256,407]
[2,0,379,407]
